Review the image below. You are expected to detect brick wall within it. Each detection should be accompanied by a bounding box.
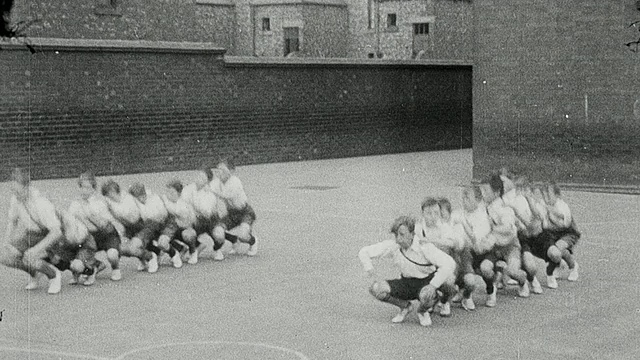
[12,0,236,51]
[473,0,640,186]
[0,39,472,180]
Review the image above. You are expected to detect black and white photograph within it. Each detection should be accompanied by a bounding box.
[0,0,639,359]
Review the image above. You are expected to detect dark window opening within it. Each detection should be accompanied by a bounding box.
[387,14,397,28]
[284,27,300,56]
[414,23,429,35]
[262,18,271,31]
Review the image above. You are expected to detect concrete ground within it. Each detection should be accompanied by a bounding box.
[0,149,638,359]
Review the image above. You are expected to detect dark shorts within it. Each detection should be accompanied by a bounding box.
[454,248,475,279]
[387,273,436,301]
[519,231,554,262]
[471,250,500,273]
[46,236,98,271]
[161,216,180,238]
[135,219,168,246]
[124,220,146,239]
[91,224,121,252]
[193,215,219,236]
[549,227,580,249]
[161,217,193,243]
[221,204,256,230]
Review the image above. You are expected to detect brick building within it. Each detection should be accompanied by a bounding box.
[11,0,472,60]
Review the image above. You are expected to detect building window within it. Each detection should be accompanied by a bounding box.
[284,27,300,56]
[387,14,397,28]
[262,18,271,31]
[414,23,429,35]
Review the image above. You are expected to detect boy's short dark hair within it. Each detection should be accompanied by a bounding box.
[463,185,483,201]
[514,175,530,189]
[101,179,121,196]
[436,197,452,214]
[200,166,214,182]
[167,179,184,194]
[421,197,440,211]
[11,167,30,186]
[390,216,415,235]
[218,157,236,171]
[78,171,97,189]
[548,181,562,196]
[129,182,146,198]
[483,173,504,197]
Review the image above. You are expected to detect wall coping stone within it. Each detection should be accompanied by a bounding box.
[224,55,473,67]
[195,0,235,6]
[0,37,227,55]
[251,0,347,7]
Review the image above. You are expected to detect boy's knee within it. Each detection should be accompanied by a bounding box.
[547,246,562,263]
[69,259,85,274]
[369,281,390,301]
[197,233,214,247]
[0,245,22,268]
[479,260,494,277]
[23,256,41,272]
[463,273,477,288]
[106,248,119,262]
[182,229,197,242]
[237,223,252,240]
[157,235,171,250]
[212,227,226,243]
[556,239,569,251]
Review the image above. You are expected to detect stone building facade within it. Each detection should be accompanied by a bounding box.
[10,0,472,61]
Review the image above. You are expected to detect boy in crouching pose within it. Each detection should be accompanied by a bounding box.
[358,216,456,327]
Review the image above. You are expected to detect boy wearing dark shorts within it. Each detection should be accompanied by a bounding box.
[358,216,456,327]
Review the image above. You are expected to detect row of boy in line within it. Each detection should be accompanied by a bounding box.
[1,159,257,294]
[358,170,580,326]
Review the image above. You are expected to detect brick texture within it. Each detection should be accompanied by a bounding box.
[0,41,472,180]
[473,0,640,186]
[12,0,236,51]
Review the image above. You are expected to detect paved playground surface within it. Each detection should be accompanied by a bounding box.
[0,149,638,359]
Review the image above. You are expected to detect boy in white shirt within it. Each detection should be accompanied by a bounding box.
[181,167,221,263]
[0,168,64,294]
[416,197,471,314]
[501,175,544,294]
[102,179,158,273]
[46,209,106,286]
[478,174,530,305]
[210,159,257,259]
[542,182,580,287]
[358,216,457,327]
[128,183,180,270]
[69,172,126,281]
[158,180,198,267]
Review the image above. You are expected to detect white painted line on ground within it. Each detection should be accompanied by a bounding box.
[0,346,111,360]
[114,340,310,360]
